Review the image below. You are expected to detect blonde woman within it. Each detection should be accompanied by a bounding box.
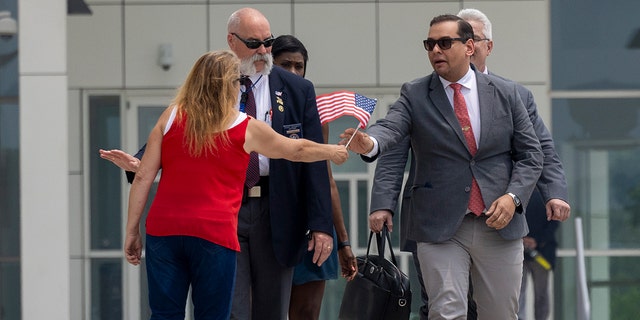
[125,50,347,320]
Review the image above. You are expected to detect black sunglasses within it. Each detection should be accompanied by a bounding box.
[232,33,275,49]
[423,37,467,51]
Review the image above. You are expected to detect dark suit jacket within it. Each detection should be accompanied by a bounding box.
[525,188,559,268]
[265,66,332,267]
[127,66,332,267]
[367,69,543,243]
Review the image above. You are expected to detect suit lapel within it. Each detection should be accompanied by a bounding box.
[476,72,495,154]
[428,74,470,153]
[268,70,285,131]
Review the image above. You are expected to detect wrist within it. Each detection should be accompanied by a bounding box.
[365,137,374,154]
[507,192,522,207]
[338,240,351,249]
[507,192,524,214]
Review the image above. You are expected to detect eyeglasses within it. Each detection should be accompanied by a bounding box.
[423,37,467,51]
[232,33,275,49]
[474,37,490,42]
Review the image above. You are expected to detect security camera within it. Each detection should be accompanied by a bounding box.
[158,44,172,71]
[0,11,17,39]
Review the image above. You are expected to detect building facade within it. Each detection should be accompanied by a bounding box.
[2,0,640,319]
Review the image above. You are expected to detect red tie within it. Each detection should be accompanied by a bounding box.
[243,77,260,188]
[450,83,485,216]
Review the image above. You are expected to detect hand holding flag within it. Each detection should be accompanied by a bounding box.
[338,127,375,155]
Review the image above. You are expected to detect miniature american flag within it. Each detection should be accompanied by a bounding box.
[316,91,377,129]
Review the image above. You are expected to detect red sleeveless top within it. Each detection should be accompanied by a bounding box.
[146,112,250,251]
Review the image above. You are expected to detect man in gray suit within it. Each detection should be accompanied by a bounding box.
[342,14,543,319]
[371,9,572,319]
[458,8,571,220]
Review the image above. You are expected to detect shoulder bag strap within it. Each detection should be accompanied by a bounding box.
[375,223,399,266]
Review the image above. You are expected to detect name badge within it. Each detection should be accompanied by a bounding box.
[283,123,302,139]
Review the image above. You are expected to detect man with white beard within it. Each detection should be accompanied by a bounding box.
[226,8,334,320]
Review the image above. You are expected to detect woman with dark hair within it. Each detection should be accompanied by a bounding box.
[272,35,309,77]
[271,35,358,320]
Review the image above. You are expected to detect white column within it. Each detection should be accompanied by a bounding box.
[18,0,70,319]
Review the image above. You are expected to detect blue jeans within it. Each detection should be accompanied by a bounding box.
[146,234,237,320]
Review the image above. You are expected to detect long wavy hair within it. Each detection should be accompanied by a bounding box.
[172,50,241,157]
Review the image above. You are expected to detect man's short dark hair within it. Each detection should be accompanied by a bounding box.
[430,14,474,41]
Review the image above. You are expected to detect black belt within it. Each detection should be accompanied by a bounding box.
[244,176,269,199]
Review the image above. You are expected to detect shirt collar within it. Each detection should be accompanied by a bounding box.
[439,66,476,91]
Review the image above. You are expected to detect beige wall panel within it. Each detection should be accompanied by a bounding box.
[208,0,290,3]
[68,89,82,172]
[294,3,376,87]
[123,0,206,3]
[208,4,292,52]
[124,5,207,87]
[68,6,123,88]
[69,259,84,320]
[295,0,370,2]
[86,0,124,4]
[379,2,460,86]
[463,0,548,83]
[68,174,83,256]
[19,1,66,74]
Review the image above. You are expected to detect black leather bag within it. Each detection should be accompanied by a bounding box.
[338,225,411,320]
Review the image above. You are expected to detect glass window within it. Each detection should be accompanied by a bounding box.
[89,96,122,250]
[137,106,165,147]
[552,98,640,250]
[0,262,20,319]
[552,98,640,319]
[0,36,18,97]
[551,1,640,90]
[87,95,166,319]
[0,0,20,315]
[552,2,640,319]
[607,256,640,318]
[0,100,20,319]
[91,259,122,320]
[556,256,640,319]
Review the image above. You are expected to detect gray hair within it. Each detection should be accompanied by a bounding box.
[457,8,493,40]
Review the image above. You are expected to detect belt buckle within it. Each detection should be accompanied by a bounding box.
[248,186,261,197]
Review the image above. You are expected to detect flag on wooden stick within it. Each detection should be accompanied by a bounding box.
[316,91,377,129]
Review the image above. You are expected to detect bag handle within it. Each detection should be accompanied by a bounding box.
[365,223,399,267]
